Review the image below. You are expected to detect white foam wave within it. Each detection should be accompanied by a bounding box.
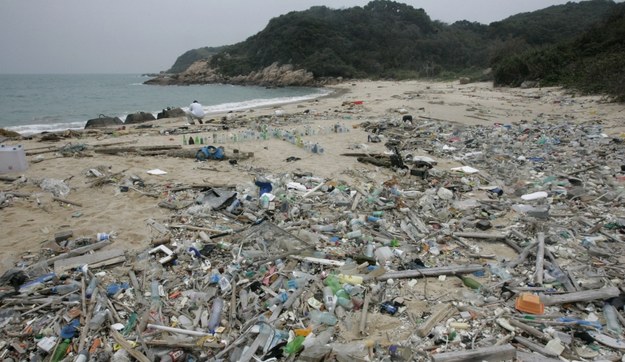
[7,121,86,136]
[7,89,330,136]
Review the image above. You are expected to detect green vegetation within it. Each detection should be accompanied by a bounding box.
[166,46,226,73]
[169,0,624,100]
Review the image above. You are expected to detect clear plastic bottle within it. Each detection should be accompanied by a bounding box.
[51,281,81,295]
[89,309,109,331]
[603,302,623,334]
[85,276,99,299]
[207,297,224,333]
[310,310,338,326]
[322,286,335,313]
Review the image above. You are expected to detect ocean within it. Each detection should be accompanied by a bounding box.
[0,74,328,135]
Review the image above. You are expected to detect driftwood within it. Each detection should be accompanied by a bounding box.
[356,156,392,167]
[416,303,456,337]
[513,336,558,358]
[535,232,545,285]
[94,145,181,155]
[52,197,83,207]
[540,287,620,306]
[375,264,485,281]
[452,232,507,239]
[431,344,516,362]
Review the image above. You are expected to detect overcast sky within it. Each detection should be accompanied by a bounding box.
[0,0,598,74]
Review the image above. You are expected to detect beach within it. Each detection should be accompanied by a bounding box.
[1,78,624,274]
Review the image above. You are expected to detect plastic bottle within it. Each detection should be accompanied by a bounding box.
[159,349,186,362]
[311,224,336,232]
[19,272,56,294]
[74,350,89,362]
[345,230,362,239]
[324,275,341,293]
[338,274,363,285]
[310,310,338,325]
[226,199,241,213]
[322,286,335,313]
[265,291,289,308]
[150,280,160,309]
[343,283,364,296]
[284,335,306,355]
[51,339,71,362]
[603,302,623,334]
[89,309,109,331]
[85,276,99,298]
[488,263,512,281]
[458,275,482,290]
[51,281,81,295]
[207,297,224,333]
[285,278,308,290]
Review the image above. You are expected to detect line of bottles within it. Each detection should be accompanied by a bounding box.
[181,123,349,148]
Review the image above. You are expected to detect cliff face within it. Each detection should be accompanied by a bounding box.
[144,61,328,87]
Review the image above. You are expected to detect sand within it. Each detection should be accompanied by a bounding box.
[1,80,623,274]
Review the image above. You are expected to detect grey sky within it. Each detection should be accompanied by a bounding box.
[0,0,596,74]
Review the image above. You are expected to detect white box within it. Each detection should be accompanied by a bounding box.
[0,144,28,173]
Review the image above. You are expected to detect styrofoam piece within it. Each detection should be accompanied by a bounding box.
[0,144,28,173]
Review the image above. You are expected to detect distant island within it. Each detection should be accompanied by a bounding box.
[146,0,625,101]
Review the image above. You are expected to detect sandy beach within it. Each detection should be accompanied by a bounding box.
[1,79,624,274]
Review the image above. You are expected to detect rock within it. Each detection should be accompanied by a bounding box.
[124,112,156,124]
[459,77,471,85]
[437,187,454,200]
[84,115,123,129]
[157,107,185,119]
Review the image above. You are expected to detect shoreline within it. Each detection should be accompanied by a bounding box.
[1,79,624,273]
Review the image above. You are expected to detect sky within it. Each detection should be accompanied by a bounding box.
[0,0,601,74]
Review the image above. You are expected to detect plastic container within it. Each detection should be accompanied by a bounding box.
[74,350,89,362]
[85,276,99,298]
[515,293,544,315]
[0,144,28,173]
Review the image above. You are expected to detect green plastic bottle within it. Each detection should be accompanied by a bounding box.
[324,275,341,294]
[284,335,305,355]
[458,275,482,290]
[51,339,71,362]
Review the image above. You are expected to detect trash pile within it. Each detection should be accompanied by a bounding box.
[1,113,625,361]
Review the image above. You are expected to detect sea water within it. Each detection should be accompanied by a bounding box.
[0,74,328,135]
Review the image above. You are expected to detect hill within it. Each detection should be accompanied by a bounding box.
[152,0,622,99]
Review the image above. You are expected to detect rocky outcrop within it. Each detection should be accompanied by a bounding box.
[84,115,123,129]
[157,107,186,120]
[125,112,156,124]
[144,61,323,87]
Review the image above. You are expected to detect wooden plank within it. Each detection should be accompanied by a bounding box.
[431,344,516,362]
[534,233,545,285]
[54,249,125,273]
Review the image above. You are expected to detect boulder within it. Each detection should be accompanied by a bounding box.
[125,112,156,124]
[84,115,123,129]
[459,77,471,85]
[157,107,186,119]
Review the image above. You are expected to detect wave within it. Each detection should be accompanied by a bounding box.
[7,121,86,136]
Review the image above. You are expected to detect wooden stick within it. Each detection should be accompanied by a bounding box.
[508,319,549,342]
[360,292,371,336]
[110,328,151,362]
[431,344,516,362]
[507,241,537,269]
[452,232,506,239]
[52,197,83,207]
[513,336,557,358]
[534,233,545,285]
[374,264,485,281]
